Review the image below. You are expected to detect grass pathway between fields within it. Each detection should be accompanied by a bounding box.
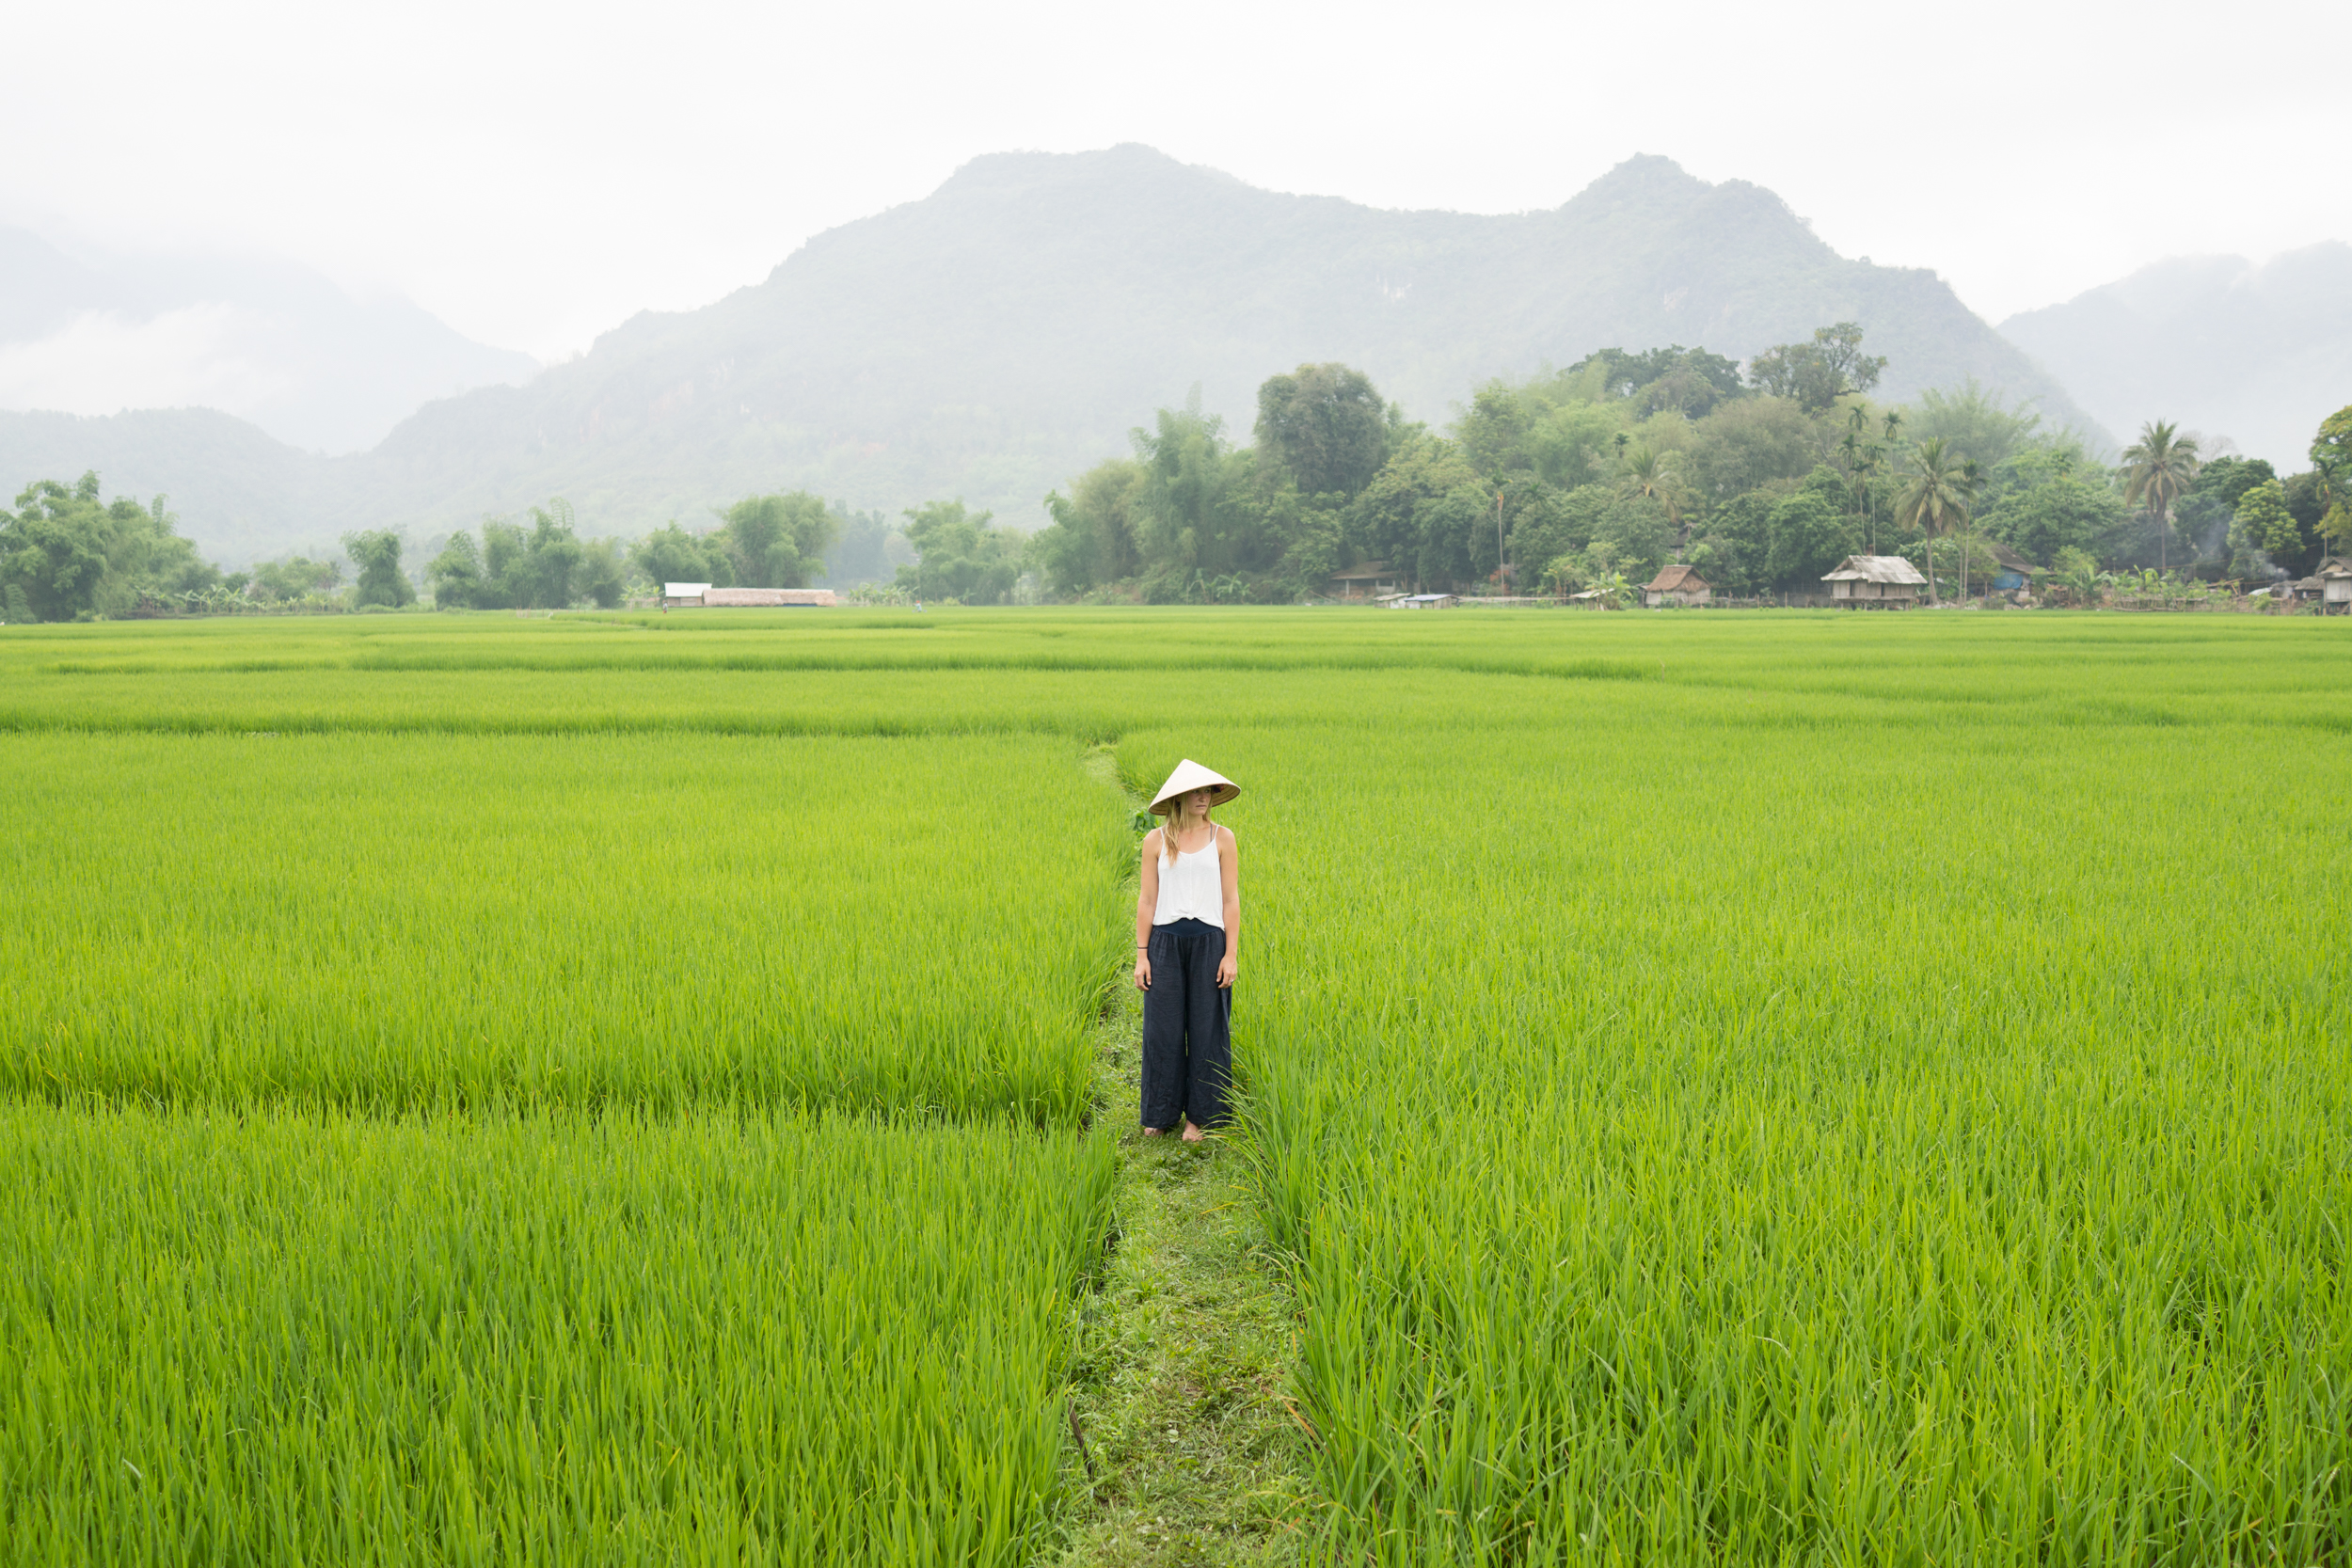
[1045,752,1311,1566]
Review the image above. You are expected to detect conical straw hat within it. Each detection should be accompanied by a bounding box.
[1148,758,1240,816]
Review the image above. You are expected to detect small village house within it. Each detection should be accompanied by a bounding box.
[662,583,838,609]
[1988,542,2041,593]
[2321,559,2352,613]
[1821,555,1927,608]
[1329,561,1403,601]
[1391,593,1458,610]
[1643,563,1711,607]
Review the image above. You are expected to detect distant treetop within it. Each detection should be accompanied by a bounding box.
[1254,364,1395,500]
[1565,345,1747,419]
[1744,323,1887,413]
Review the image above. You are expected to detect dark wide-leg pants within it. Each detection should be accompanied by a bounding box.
[1141,917,1232,1131]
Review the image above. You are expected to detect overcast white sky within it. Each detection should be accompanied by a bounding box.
[5,0,2344,364]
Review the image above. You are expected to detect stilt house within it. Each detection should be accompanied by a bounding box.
[1821,556,1927,608]
[2318,560,2352,612]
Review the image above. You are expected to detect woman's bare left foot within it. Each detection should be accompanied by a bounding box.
[1142,1126,1166,1137]
[1181,1121,1205,1142]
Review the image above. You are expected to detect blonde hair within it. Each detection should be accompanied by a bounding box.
[1159,796,1210,866]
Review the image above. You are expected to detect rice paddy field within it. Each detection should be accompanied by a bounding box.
[2,607,2346,1564]
[2,731,1122,1117]
[2,1106,1113,1564]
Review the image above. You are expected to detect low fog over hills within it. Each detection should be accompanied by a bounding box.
[3,148,2100,561]
[1997,245,2352,467]
[0,227,536,455]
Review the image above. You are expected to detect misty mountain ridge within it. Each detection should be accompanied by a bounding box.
[0,226,538,456]
[8,147,2105,562]
[1998,245,2352,468]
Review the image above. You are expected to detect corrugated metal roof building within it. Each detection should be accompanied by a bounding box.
[2321,559,2352,611]
[1329,561,1403,600]
[701,588,839,608]
[661,584,839,609]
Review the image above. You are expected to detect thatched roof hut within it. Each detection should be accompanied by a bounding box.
[1822,555,1927,608]
[1643,564,1711,606]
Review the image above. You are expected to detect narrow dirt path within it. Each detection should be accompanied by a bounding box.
[1047,752,1311,1566]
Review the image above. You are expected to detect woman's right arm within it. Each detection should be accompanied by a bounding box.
[1134,832,1158,990]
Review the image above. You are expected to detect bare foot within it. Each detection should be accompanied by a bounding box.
[1181,1121,1205,1143]
[1141,1126,1166,1137]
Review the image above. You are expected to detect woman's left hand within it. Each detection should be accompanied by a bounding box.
[1216,952,1236,989]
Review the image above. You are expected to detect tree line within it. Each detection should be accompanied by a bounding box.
[1024,329,2350,604]
[8,332,2346,619]
[0,475,217,622]
[0,471,454,621]
[0,480,867,620]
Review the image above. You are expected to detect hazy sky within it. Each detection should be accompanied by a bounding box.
[6,0,2344,364]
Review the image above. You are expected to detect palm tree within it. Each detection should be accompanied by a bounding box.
[1494,486,1507,591]
[2309,410,2350,560]
[1616,444,1691,553]
[2121,420,2200,573]
[1895,436,1970,607]
[1960,458,1982,599]
[1839,405,1894,554]
[1841,409,1869,539]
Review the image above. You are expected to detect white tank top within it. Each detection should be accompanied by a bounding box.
[1152,831,1224,928]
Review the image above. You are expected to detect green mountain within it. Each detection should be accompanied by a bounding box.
[3,147,2101,562]
[1997,244,2352,467]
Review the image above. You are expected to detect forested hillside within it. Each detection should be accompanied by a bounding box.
[0,148,2097,561]
[1998,244,2352,467]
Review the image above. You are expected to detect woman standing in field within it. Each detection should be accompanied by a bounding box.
[1135,760,1240,1142]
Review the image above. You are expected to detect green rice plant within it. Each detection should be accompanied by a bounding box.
[0,732,1125,1118]
[1123,662,2352,1563]
[0,1101,1115,1565]
[3,609,2344,739]
[6,607,2350,1562]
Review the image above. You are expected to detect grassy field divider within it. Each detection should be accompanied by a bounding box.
[1048,750,1312,1565]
